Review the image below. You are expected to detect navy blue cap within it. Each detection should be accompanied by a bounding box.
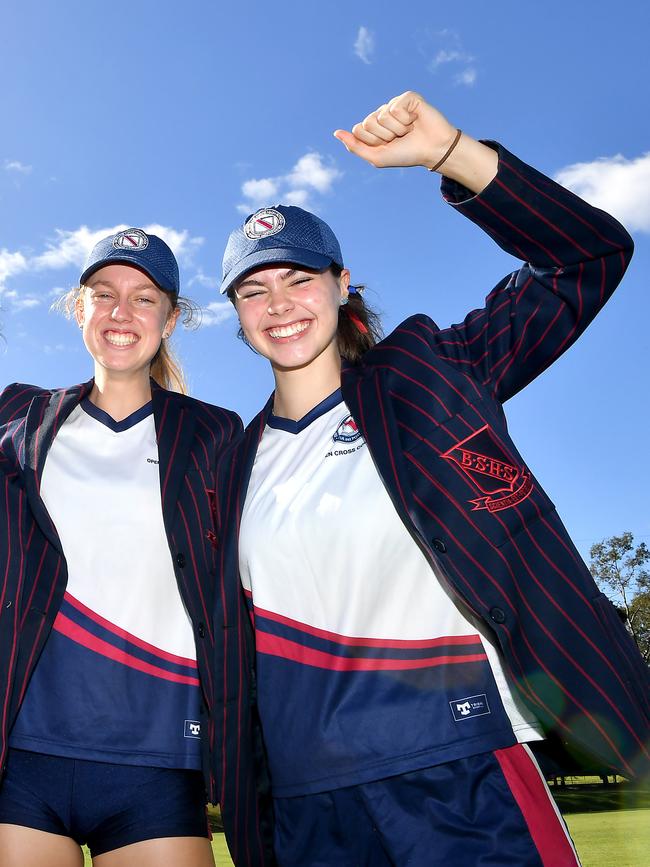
[220,205,343,295]
[79,228,180,300]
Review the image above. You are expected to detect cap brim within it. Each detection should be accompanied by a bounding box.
[80,254,177,297]
[220,247,335,295]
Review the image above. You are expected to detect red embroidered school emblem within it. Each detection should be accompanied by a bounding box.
[442,425,533,512]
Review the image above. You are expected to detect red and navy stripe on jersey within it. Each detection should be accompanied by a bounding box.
[213,143,648,865]
[10,590,203,767]
[246,593,532,797]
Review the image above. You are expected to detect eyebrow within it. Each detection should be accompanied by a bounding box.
[87,279,159,292]
[237,269,299,288]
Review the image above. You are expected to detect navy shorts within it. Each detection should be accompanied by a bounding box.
[0,749,210,857]
[273,744,580,866]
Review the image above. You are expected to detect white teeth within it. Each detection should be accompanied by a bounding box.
[267,321,310,339]
[105,331,138,346]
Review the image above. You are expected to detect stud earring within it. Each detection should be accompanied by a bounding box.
[339,295,348,306]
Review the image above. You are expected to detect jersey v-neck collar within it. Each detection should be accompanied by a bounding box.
[80,397,153,433]
[267,389,343,435]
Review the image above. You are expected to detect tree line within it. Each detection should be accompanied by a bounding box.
[590,531,650,664]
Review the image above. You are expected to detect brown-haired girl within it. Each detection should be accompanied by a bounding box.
[211,92,648,867]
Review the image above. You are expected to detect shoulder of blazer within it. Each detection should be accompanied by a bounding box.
[0,381,92,427]
[0,382,50,425]
[357,313,442,367]
[150,383,243,441]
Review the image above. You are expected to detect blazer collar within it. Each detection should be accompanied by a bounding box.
[23,379,94,553]
[23,379,196,553]
[340,361,421,534]
[151,381,197,536]
[232,393,274,524]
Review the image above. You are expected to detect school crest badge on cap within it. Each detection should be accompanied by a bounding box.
[244,208,286,240]
[112,228,150,250]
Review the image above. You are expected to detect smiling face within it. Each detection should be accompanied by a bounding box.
[75,264,179,383]
[233,265,350,374]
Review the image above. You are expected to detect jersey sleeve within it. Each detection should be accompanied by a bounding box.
[430,143,634,403]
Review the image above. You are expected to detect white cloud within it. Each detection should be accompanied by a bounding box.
[426,29,477,86]
[32,224,204,272]
[142,225,204,261]
[455,67,477,86]
[33,225,121,271]
[0,249,28,287]
[4,159,32,175]
[287,153,340,193]
[0,225,204,313]
[199,300,236,327]
[284,189,310,207]
[554,153,650,233]
[237,152,342,214]
[11,297,41,310]
[432,49,463,67]
[188,270,220,290]
[241,178,279,201]
[354,26,374,64]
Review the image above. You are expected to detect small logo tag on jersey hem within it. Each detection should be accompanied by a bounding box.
[450,694,491,721]
[184,719,201,738]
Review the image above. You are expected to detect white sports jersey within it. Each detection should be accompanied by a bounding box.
[239,390,542,796]
[10,399,202,768]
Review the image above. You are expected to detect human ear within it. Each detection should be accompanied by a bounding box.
[163,305,181,339]
[339,268,351,300]
[74,293,85,329]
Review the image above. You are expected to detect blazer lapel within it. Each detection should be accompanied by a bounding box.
[152,385,197,539]
[341,362,423,536]
[22,380,93,554]
[234,395,274,526]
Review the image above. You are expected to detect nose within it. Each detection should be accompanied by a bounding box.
[266,286,294,316]
[110,298,132,321]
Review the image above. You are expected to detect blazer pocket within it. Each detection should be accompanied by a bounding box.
[403,406,555,550]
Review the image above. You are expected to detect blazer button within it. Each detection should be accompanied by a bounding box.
[198,622,206,638]
[176,553,186,568]
[489,607,506,624]
[432,538,447,554]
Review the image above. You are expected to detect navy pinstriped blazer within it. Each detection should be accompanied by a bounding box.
[0,379,241,804]
[213,145,649,866]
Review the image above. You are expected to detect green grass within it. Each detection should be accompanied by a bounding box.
[565,809,650,866]
[81,836,234,866]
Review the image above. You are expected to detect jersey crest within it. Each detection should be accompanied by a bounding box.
[333,415,363,444]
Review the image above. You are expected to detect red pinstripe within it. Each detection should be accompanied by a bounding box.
[476,197,564,265]
[177,501,214,644]
[494,176,593,258]
[376,363,456,416]
[379,344,474,407]
[500,157,622,248]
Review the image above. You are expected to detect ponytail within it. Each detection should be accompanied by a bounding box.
[332,266,382,363]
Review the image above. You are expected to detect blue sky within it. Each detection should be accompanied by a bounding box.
[1,0,649,562]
